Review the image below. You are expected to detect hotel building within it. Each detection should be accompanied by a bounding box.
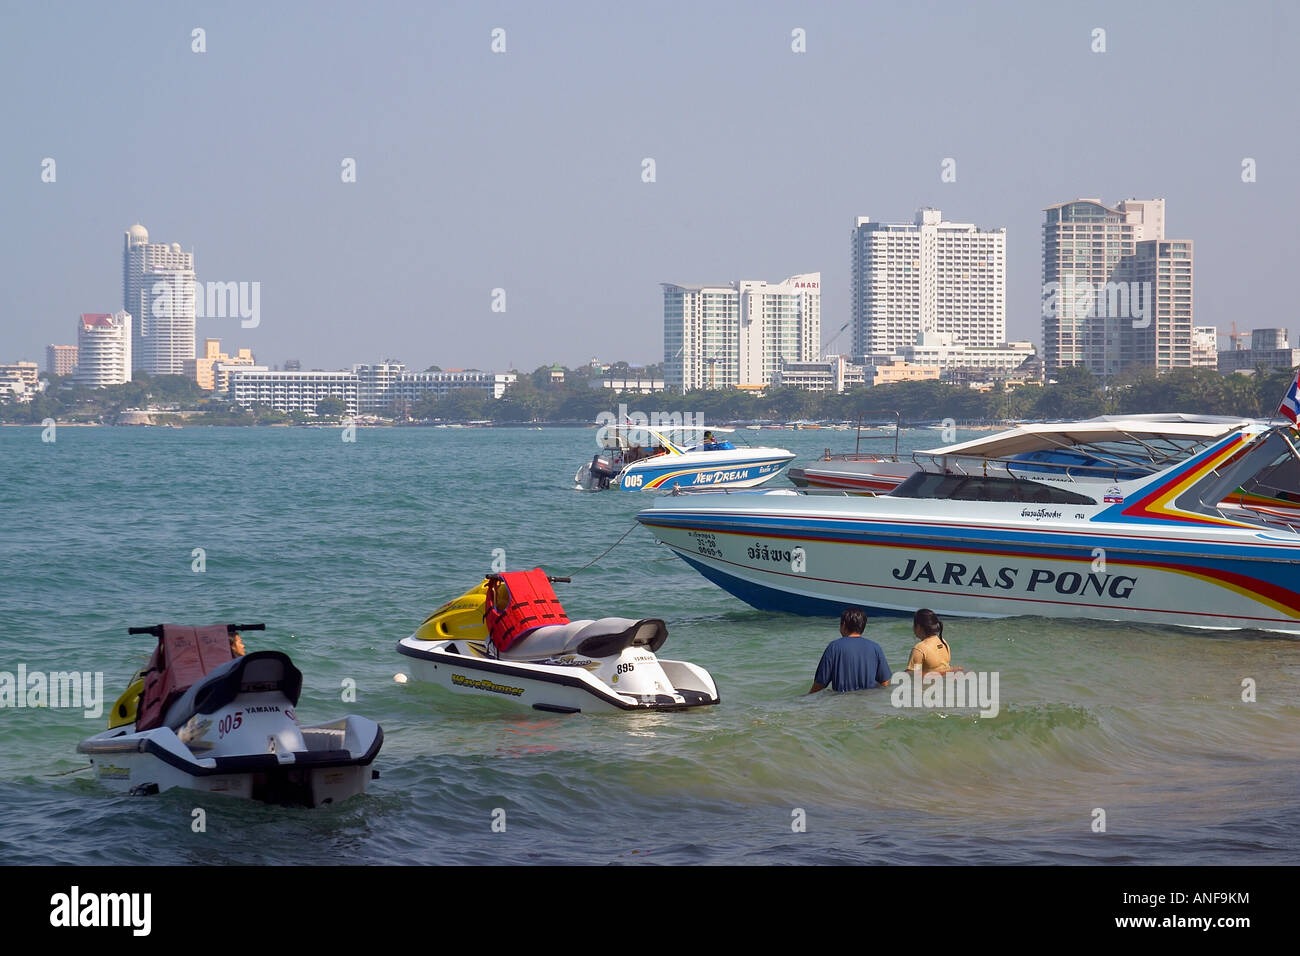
[75,312,132,386]
[1041,198,1195,374]
[663,272,821,391]
[123,222,196,376]
[851,210,1005,359]
[45,344,78,377]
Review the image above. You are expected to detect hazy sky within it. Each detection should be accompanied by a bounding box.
[3,0,1296,372]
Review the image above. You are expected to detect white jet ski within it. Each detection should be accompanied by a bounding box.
[78,623,383,807]
[397,570,720,713]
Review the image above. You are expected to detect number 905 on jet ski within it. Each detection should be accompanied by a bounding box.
[78,623,383,807]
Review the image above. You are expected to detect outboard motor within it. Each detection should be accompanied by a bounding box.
[589,453,618,490]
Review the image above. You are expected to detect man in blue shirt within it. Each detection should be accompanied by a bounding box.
[808,608,891,693]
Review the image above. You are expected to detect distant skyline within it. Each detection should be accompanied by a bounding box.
[3,1,1297,371]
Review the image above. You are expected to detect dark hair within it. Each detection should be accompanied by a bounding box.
[840,607,867,634]
[913,608,946,650]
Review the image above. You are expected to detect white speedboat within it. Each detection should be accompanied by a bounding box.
[576,425,794,492]
[79,623,383,806]
[637,417,1300,633]
[397,570,720,712]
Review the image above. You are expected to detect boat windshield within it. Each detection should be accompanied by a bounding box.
[890,471,1098,505]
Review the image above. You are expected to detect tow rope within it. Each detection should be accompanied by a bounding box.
[567,521,641,577]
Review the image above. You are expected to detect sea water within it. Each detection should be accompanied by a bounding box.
[0,425,1296,864]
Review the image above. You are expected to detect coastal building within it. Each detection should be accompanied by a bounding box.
[0,361,41,402]
[123,222,196,376]
[227,369,359,415]
[595,375,667,394]
[0,361,39,388]
[851,210,1005,359]
[214,362,267,393]
[1217,328,1300,373]
[392,369,517,406]
[1041,198,1195,375]
[663,272,821,391]
[871,333,1036,380]
[75,312,132,387]
[354,362,408,412]
[1192,326,1218,368]
[186,338,256,390]
[45,344,78,377]
[773,355,866,393]
[1123,239,1194,370]
[863,360,940,387]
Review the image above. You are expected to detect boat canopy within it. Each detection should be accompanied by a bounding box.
[918,415,1255,461]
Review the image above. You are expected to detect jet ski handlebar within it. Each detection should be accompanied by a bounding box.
[126,623,265,637]
[485,574,571,584]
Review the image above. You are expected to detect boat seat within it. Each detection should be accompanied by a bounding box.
[164,651,303,730]
[500,617,668,660]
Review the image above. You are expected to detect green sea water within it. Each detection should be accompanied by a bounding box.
[0,424,1296,864]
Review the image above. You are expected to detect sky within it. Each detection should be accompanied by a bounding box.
[2,0,1297,372]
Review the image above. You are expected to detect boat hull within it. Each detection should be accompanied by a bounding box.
[397,637,719,712]
[637,498,1300,633]
[618,453,794,492]
[77,718,382,807]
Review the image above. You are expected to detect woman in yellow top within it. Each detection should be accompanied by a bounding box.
[906,608,954,674]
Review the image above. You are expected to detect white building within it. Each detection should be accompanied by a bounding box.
[354,361,408,411]
[75,312,132,387]
[773,355,865,393]
[664,272,821,391]
[873,333,1037,378]
[123,223,196,376]
[228,369,358,415]
[392,370,517,406]
[1192,326,1218,368]
[596,376,667,394]
[852,210,1006,359]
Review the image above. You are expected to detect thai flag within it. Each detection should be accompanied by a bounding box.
[1279,370,1300,425]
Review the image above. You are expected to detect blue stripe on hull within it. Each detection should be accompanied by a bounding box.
[677,553,913,620]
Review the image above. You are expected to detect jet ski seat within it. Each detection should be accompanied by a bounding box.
[164,651,303,730]
[499,617,668,660]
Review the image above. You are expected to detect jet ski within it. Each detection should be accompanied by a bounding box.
[396,569,720,713]
[78,622,383,807]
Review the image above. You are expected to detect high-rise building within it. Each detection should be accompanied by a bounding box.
[123,223,196,376]
[1123,239,1195,370]
[663,272,821,391]
[1041,199,1195,375]
[75,312,132,387]
[851,210,1005,359]
[45,345,78,376]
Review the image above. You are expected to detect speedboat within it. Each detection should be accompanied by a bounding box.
[575,424,794,492]
[396,569,720,712]
[636,416,1300,633]
[78,623,383,806]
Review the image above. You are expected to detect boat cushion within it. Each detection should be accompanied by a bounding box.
[501,617,668,660]
[164,651,302,730]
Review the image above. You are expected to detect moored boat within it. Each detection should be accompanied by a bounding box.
[575,425,794,492]
[79,623,382,805]
[637,417,1300,633]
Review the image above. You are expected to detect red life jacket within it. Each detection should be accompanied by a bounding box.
[135,624,234,731]
[484,570,570,653]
